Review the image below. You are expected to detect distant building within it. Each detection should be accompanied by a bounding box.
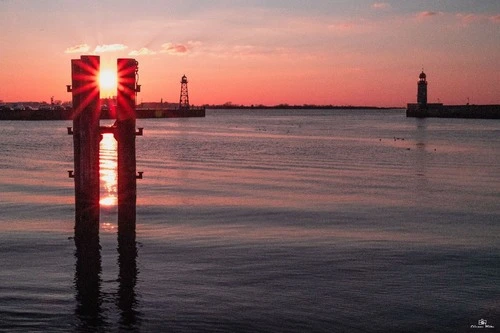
[417,71,427,106]
[406,71,500,119]
[138,101,178,109]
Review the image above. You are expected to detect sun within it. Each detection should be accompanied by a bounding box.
[99,69,117,91]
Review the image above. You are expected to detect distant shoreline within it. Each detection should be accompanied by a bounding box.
[0,107,206,121]
[204,105,403,110]
[0,105,405,121]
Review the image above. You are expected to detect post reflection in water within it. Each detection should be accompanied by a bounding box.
[74,235,141,331]
[99,133,118,208]
[74,236,105,331]
[117,235,140,329]
[74,131,140,331]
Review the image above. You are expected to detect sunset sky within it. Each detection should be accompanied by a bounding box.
[1,0,499,106]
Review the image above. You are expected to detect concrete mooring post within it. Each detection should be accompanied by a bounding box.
[115,58,141,244]
[68,56,141,243]
[68,56,141,325]
[70,55,101,243]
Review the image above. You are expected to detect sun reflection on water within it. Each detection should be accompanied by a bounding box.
[100,133,117,207]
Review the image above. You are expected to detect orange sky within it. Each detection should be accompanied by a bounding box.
[0,1,499,106]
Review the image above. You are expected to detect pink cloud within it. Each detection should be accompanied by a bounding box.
[128,47,156,56]
[416,11,442,20]
[160,43,189,55]
[64,44,90,54]
[94,44,128,53]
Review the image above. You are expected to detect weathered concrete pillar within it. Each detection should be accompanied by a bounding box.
[115,58,138,243]
[71,55,101,242]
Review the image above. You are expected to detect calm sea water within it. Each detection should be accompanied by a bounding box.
[0,109,499,332]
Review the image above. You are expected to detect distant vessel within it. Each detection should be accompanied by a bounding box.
[406,71,500,119]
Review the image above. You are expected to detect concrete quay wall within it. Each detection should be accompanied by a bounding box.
[0,108,205,120]
[407,103,500,119]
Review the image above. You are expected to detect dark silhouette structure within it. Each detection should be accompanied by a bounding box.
[74,220,140,331]
[69,55,142,330]
[115,58,142,245]
[74,235,104,331]
[179,74,190,110]
[406,70,500,119]
[68,56,142,242]
[417,70,427,106]
[68,55,101,243]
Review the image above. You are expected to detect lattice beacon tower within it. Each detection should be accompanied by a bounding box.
[179,75,190,110]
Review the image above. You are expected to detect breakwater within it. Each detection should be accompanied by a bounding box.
[407,103,500,119]
[0,107,205,120]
